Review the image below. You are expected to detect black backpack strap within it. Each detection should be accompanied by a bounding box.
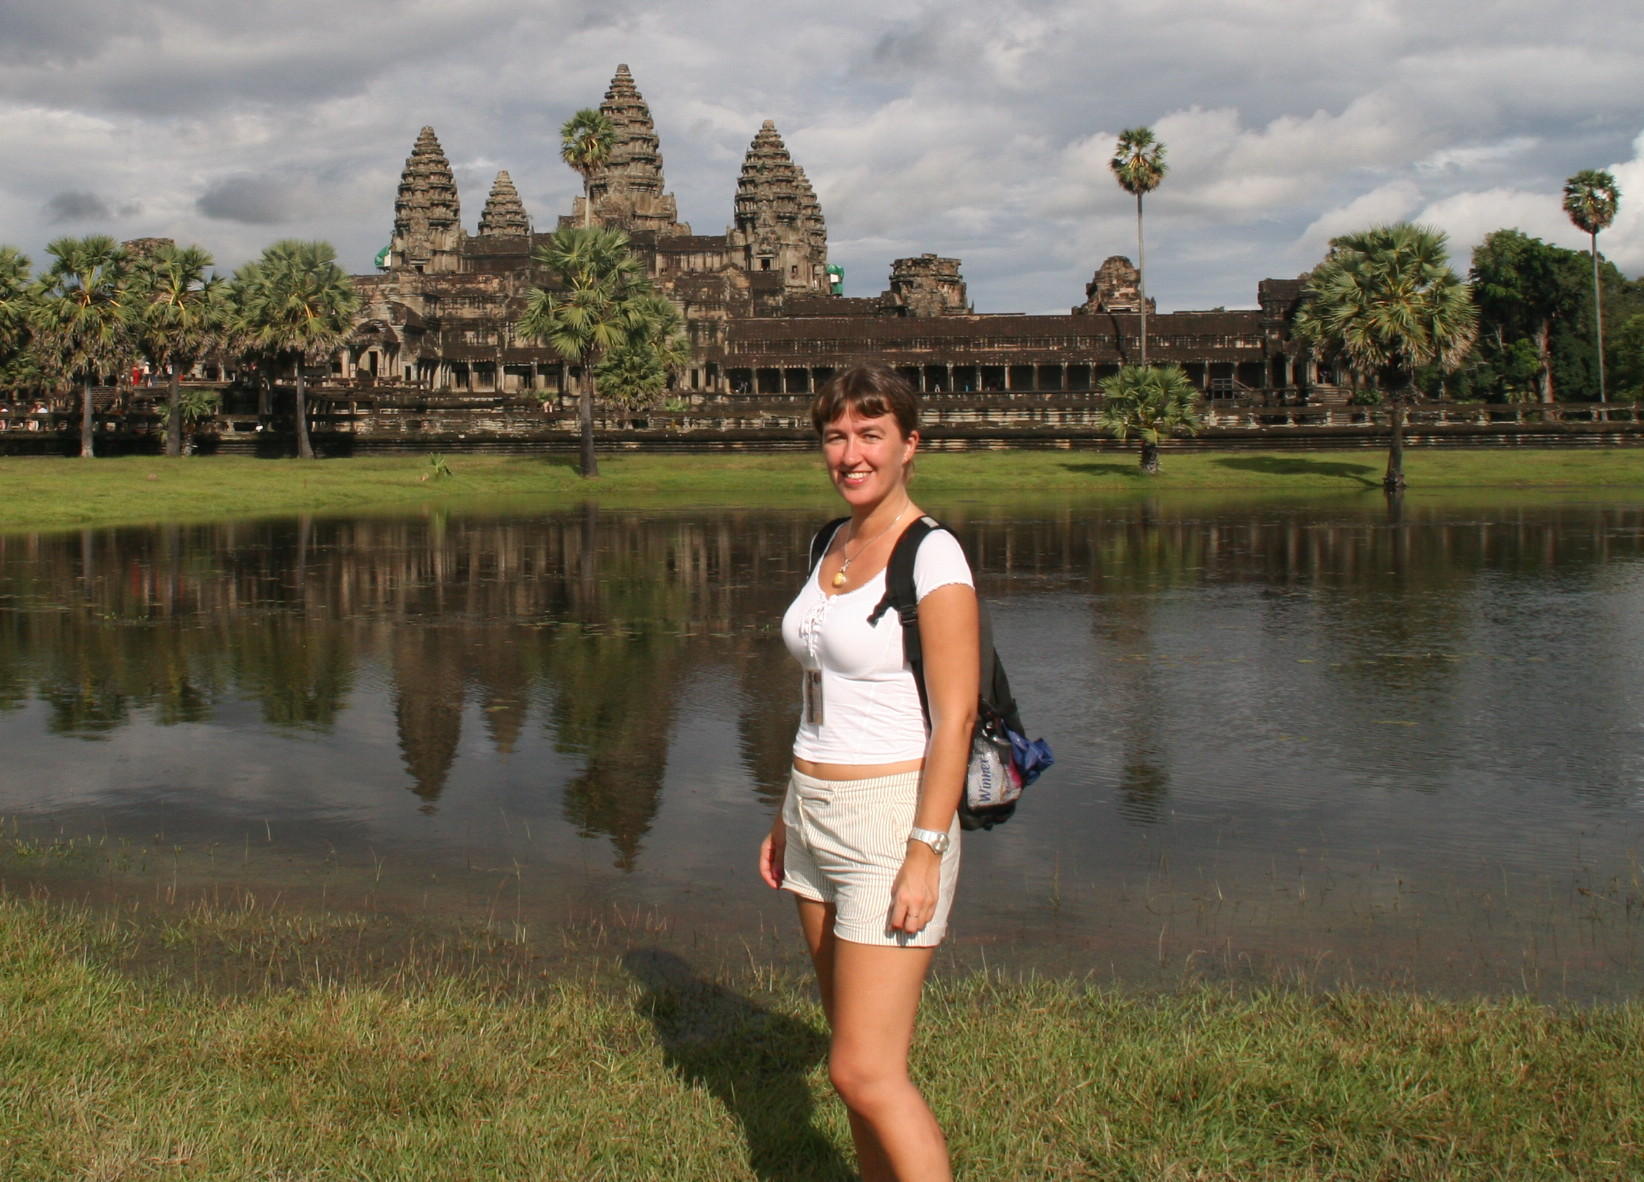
[869,517,1018,736]
[808,516,850,575]
[868,516,941,724]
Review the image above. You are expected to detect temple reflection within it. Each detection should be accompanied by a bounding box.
[0,500,1640,867]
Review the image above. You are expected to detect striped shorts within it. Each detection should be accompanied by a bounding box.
[779,768,962,947]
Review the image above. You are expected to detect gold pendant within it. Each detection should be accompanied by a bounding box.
[831,570,847,588]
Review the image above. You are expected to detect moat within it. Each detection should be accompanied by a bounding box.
[2,495,1642,1000]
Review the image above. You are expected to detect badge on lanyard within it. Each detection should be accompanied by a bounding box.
[803,669,824,726]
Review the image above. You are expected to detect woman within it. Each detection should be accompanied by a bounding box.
[760,363,978,1181]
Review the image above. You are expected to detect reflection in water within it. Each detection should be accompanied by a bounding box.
[2,496,1644,997]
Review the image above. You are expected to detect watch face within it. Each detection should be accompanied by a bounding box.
[912,829,950,854]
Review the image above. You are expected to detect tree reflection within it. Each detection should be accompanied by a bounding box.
[3,500,1642,850]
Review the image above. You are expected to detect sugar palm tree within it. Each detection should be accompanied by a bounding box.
[1110,127,1168,365]
[562,109,617,230]
[1562,169,1621,403]
[1099,363,1202,473]
[517,226,653,477]
[232,240,360,459]
[0,246,32,379]
[596,290,690,408]
[1295,223,1477,491]
[30,235,134,458]
[133,243,223,457]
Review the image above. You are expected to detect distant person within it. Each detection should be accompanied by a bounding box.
[760,362,978,1180]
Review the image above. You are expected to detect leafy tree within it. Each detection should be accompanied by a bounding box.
[1469,230,1587,403]
[1099,363,1202,474]
[231,240,360,459]
[1563,169,1621,402]
[562,109,616,230]
[0,247,36,398]
[594,290,689,410]
[1110,127,1167,365]
[173,386,221,453]
[517,226,656,477]
[1613,313,1644,400]
[1296,224,1477,491]
[133,243,223,457]
[0,246,30,351]
[30,236,134,458]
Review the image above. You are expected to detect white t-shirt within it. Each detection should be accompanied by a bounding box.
[781,524,974,763]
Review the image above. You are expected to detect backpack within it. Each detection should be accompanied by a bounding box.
[808,515,1053,830]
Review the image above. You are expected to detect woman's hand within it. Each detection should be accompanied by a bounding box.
[758,817,786,890]
[889,842,942,934]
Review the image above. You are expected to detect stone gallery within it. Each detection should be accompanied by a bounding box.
[349,65,1322,405]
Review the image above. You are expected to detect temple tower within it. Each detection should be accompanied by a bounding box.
[886,255,969,316]
[391,126,464,272]
[571,64,689,235]
[1077,256,1154,315]
[726,120,828,294]
[478,170,530,237]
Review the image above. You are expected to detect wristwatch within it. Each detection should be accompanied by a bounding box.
[907,827,951,855]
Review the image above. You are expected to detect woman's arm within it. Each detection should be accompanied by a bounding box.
[889,580,979,933]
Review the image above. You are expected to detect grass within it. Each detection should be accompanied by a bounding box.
[2,893,1641,1179]
[0,448,1642,532]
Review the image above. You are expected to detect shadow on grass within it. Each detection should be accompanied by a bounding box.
[1211,455,1381,486]
[623,948,851,1181]
[1059,460,1147,478]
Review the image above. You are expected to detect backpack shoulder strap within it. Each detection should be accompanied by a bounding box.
[807,516,850,575]
[868,516,942,723]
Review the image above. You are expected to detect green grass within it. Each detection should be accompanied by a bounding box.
[2,894,1640,1179]
[1,448,1642,532]
[3,447,1644,532]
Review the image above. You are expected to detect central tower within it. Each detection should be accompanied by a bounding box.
[570,64,690,236]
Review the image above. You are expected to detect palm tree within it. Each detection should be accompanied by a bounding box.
[1099,363,1202,473]
[1295,223,1478,491]
[232,240,360,459]
[517,226,653,477]
[1562,169,1621,403]
[595,290,690,409]
[0,247,32,385]
[562,109,617,230]
[133,243,223,457]
[1110,127,1168,366]
[30,236,133,458]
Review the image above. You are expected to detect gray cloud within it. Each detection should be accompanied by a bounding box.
[45,190,139,224]
[196,175,294,225]
[1,0,1641,309]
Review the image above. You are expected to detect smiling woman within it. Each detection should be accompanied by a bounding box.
[762,362,980,1180]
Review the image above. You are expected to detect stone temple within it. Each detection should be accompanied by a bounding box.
[349,64,1321,405]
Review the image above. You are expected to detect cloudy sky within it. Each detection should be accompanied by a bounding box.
[3,0,1641,313]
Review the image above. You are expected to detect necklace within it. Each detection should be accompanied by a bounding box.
[832,505,909,588]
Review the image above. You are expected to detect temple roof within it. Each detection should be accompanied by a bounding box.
[733,121,804,233]
[581,63,685,233]
[478,170,530,237]
[393,125,462,252]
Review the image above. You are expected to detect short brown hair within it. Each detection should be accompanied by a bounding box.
[810,363,920,438]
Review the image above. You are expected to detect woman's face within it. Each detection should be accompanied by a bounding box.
[821,408,917,509]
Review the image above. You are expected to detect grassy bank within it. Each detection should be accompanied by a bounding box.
[2,895,1640,1179]
[1,448,1642,532]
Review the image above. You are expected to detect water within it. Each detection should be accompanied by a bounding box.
[2,495,1643,999]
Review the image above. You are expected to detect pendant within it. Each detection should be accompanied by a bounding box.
[832,570,847,588]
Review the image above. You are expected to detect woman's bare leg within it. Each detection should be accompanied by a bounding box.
[795,899,948,1181]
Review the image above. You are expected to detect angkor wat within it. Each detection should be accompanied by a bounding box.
[349,65,1322,408]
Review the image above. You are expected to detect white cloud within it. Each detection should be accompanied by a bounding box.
[1299,182,1425,255]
